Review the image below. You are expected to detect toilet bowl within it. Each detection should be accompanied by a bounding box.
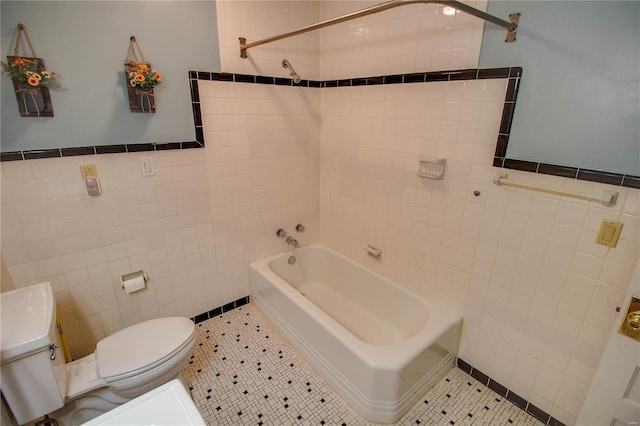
[0,282,196,425]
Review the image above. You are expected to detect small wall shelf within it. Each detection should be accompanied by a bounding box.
[417,157,446,180]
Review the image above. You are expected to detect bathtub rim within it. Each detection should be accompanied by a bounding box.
[249,243,462,371]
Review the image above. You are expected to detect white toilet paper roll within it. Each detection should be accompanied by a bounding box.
[123,275,146,294]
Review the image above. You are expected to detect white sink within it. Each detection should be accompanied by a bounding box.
[81,379,205,425]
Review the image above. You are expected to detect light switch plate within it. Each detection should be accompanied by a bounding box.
[139,157,155,177]
[596,219,623,248]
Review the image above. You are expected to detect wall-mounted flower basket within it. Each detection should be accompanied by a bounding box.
[125,36,162,114]
[2,24,59,117]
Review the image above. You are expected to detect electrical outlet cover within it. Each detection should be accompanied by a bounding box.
[80,164,98,179]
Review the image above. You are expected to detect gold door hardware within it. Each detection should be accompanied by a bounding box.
[619,296,640,342]
[627,311,640,331]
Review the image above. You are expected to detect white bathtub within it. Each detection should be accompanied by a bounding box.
[249,244,462,423]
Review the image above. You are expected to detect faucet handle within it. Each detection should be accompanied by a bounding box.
[295,224,305,233]
[276,229,287,238]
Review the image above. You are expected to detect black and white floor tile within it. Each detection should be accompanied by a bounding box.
[181,304,542,425]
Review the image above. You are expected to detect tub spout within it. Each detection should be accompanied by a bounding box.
[285,236,299,248]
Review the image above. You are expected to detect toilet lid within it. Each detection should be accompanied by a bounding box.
[97,317,195,381]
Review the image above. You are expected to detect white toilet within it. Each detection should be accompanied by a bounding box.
[0,282,197,425]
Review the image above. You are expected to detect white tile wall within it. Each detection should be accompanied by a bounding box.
[318,0,487,79]
[0,81,320,360]
[217,0,486,80]
[217,0,321,80]
[318,78,640,425]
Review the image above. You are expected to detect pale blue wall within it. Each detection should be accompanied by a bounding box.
[1,1,220,152]
[480,1,639,175]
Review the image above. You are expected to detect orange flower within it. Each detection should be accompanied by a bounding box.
[27,75,40,86]
[11,57,34,66]
[124,61,161,88]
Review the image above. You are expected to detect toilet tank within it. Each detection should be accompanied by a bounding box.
[0,282,67,425]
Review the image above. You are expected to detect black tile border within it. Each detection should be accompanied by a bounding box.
[1,71,205,162]
[190,295,250,325]
[478,67,512,79]
[457,357,566,426]
[1,139,205,161]
[155,142,182,151]
[4,67,639,190]
[496,157,640,189]
[504,158,538,173]
[23,149,62,160]
[538,163,578,179]
[95,145,127,155]
[577,169,624,186]
[61,146,96,157]
[126,143,154,153]
[487,379,508,398]
[470,367,489,385]
[0,151,24,161]
[622,175,640,189]
[197,68,639,189]
[4,141,204,159]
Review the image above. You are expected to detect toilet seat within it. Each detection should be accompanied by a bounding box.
[97,317,195,383]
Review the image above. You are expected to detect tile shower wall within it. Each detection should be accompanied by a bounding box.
[0,81,320,360]
[216,0,485,80]
[217,0,321,80]
[318,0,487,79]
[318,78,640,425]
[220,1,638,422]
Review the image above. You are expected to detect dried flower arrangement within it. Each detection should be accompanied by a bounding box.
[1,56,60,89]
[125,61,162,89]
[2,24,58,117]
[125,36,162,113]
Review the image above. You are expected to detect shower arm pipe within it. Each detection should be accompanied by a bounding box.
[239,0,519,58]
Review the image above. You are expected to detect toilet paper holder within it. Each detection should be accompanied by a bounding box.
[120,270,148,290]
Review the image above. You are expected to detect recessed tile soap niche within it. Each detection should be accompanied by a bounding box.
[417,157,446,180]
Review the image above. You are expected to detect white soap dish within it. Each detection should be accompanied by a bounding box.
[417,157,446,180]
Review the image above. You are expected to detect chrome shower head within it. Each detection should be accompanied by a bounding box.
[282,58,301,84]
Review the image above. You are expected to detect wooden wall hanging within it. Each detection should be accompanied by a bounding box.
[2,23,59,117]
[125,36,162,113]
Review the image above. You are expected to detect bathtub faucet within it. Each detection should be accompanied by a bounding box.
[285,236,299,248]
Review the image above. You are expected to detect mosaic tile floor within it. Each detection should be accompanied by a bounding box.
[181,303,543,425]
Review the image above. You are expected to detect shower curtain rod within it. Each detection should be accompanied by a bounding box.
[239,0,519,58]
